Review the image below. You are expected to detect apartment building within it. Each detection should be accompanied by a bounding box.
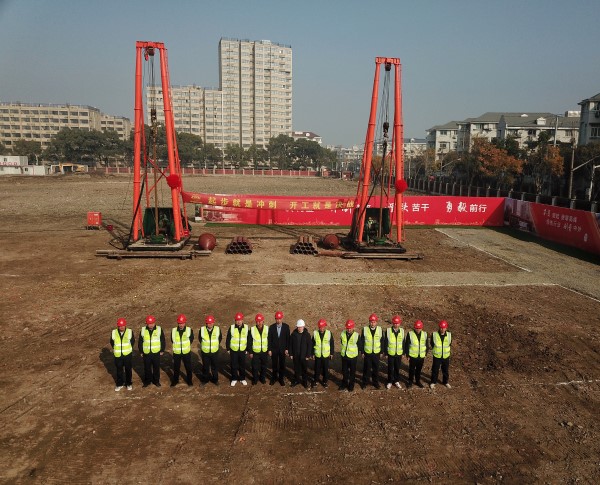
[426,121,459,159]
[146,38,292,151]
[497,112,579,148]
[0,102,132,149]
[578,92,600,146]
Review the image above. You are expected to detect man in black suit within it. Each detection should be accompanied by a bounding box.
[268,310,290,386]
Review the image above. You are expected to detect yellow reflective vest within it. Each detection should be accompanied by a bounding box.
[363,326,382,354]
[141,326,162,354]
[200,326,220,353]
[386,327,404,356]
[172,327,192,355]
[251,325,269,353]
[341,331,359,358]
[313,329,332,358]
[408,330,427,358]
[112,328,133,357]
[432,331,451,359]
[230,324,248,352]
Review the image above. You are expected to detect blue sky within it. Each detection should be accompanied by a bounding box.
[1,0,599,147]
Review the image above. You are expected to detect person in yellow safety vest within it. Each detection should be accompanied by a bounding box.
[199,315,222,385]
[403,320,428,388]
[110,317,135,391]
[226,312,249,387]
[248,313,269,385]
[138,315,166,387]
[340,320,362,392]
[383,315,404,389]
[170,314,194,387]
[311,319,334,388]
[361,313,384,390]
[430,320,452,389]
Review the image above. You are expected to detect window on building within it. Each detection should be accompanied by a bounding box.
[591,125,600,138]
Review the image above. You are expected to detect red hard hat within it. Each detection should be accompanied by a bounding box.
[369,313,378,322]
[439,320,448,330]
[146,315,156,325]
[235,312,244,321]
[391,315,402,325]
[345,319,355,330]
[255,313,265,322]
[414,320,424,330]
[317,319,327,329]
[117,318,127,327]
[205,315,215,324]
[275,311,284,320]
[177,314,187,324]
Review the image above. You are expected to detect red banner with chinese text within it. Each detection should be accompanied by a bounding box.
[181,192,505,227]
[504,199,600,255]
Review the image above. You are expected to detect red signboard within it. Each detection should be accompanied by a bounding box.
[182,191,505,227]
[504,199,600,255]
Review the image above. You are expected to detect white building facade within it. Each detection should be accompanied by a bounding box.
[578,92,600,146]
[146,38,292,150]
[0,102,132,150]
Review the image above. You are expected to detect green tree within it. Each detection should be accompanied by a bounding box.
[268,134,294,169]
[199,143,222,168]
[224,143,245,168]
[175,131,203,164]
[523,132,564,194]
[12,140,43,164]
[0,141,7,154]
[246,144,268,169]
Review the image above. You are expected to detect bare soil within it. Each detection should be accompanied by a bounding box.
[0,174,599,484]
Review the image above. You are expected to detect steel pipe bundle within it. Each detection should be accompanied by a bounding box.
[290,235,318,255]
[226,236,253,254]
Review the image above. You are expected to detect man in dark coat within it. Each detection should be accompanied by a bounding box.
[268,310,290,386]
[289,319,312,388]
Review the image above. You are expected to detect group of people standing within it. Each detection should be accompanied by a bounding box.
[109,311,452,392]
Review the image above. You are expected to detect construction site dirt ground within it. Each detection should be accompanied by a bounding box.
[1,174,599,484]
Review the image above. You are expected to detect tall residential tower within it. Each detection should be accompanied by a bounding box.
[146,38,292,150]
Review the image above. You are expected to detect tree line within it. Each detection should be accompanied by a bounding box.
[410,133,600,198]
[0,127,337,171]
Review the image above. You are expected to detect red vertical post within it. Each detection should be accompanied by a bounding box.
[356,59,382,244]
[132,43,144,242]
[394,62,404,243]
[158,45,183,241]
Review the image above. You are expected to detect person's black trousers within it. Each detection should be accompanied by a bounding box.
[408,357,424,384]
[201,352,219,383]
[387,355,402,384]
[251,352,268,382]
[431,357,450,385]
[173,353,192,384]
[143,353,160,385]
[115,354,132,386]
[314,357,330,384]
[341,357,357,391]
[230,351,246,381]
[362,353,380,386]
[271,351,286,382]
[292,357,308,385]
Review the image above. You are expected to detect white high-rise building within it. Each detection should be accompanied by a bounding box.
[146,38,292,150]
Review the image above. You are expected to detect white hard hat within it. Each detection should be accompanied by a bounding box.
[296,319,305,328]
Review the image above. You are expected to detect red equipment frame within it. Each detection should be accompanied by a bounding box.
[354,57,405,244]
[132,41,186,242]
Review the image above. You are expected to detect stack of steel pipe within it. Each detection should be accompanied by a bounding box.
[226,236,253,254]
[290,235,318,255]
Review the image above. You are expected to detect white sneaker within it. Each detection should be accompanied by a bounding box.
[114,386,123,392]
[445,383,451,389]
[394,382,402,389]
[241,380,248,386]
[230,380,237,387]
[430,383,436,389]
[126,385,133,391]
